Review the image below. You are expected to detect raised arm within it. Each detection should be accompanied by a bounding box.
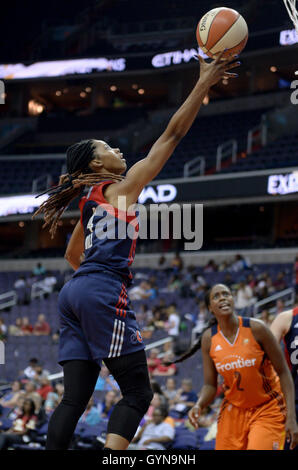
[105,53,240,207]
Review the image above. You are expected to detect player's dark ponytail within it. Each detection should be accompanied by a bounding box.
[32,139,124,238]
[169,287,218,364]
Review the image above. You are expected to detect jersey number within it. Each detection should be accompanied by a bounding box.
[85,210,96,250]
[234,371,244,391]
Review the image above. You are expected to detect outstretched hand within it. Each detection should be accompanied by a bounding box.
[196,50,241,87]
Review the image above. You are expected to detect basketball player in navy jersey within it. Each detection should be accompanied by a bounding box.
[34,52,240,450]
[271,306,298,449]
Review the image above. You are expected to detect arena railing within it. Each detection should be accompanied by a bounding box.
[253,287,295,317]
[48,336,173,381]
[0,281,54,311]
[247,119,268,154]
[216,139,238,172]
[183,156,206,177]
[0,291,17,311]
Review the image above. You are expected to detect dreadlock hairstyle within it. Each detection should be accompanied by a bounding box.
[168,287,218,365]
[33,139,124,238]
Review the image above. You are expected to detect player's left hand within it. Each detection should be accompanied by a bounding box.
[285,418,298,449]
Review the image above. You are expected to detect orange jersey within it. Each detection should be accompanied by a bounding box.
[210,317,284,409]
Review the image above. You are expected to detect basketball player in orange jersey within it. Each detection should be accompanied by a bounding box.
[271,306,298,450]
[173,284,298,450]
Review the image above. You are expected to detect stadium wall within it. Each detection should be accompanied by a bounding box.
[0,247,296,272]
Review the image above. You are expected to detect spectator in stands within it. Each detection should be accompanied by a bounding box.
[26,273,38,289]
[20,317,33,335]
[38,271,57,295]
[170,379,197,418]
[132,406,175,450]
[190,301,209,345]
[230,254,251,272]
[171,253,183,274]
[195,284,210,303]
[14,276,26,289]
[273,272,287,292]
[22,358,39,380]
[0,318,7,341]
[179,266,196,298]
[276,298,285,315]
[266,277,276,296]
[95,365,120,393]
[136,304,153,330]
[129,281,152,300]
[162,378,178,406]
[146,280,158,300]
[165,303,180,338]
[6,395,26,422]
[14,276,28,305]
[98,390,118,419]
[24,382,42,412]
[0,398,37,450]
[218,260,229,271]
[79,397,101,426]
[204,259,218,273]
[33,262,46,276]
[0,381,23,409]
[188,300,208,327]
[32,365,50,386]
[246,273,256,290]
[256,273,269,300]
[147,349,162,375]
[260,309,273,326]
[234,281,254,311]
[163,338,174,355]
[147,307,165,330]
[33,314,51,335]
[37,378,53,401]
[45,383,64,414]
[9,318,23,336]
[190,273,207,297]
[145,390,168,421]
[167,274,182,293]
[152,352,177,377]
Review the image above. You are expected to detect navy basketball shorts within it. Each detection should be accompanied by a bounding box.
[57,271,145,367]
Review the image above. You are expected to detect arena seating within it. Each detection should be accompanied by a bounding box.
[220,133,298,173]
[0,261,294,450]
[0,107,272,194]
[0,263,293,381]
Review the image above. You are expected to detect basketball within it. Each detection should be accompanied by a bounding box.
[196,7,248,59]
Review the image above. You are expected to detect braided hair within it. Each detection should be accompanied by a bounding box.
[169,287,218,364]
[33,139,124,238]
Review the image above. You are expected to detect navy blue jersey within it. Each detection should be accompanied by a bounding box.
[73,181,138,286]
[283,306,298,396]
